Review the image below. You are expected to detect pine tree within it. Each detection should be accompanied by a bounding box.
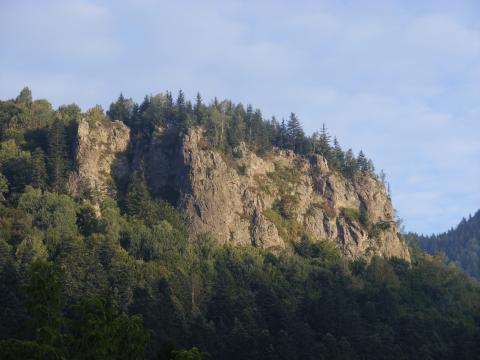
[164,92,174,124]
[279,118,288,148]
[124,171,151,219]
[245,105,254,143]
[194,93,206,125]
[331,137,344,171]
[342,149,357,178]
[367,159,375,174]
[30,148,48,190]
[176,90,191,129]
[227,108,246,148]
[317,124,332,160]
[250,109,264,147]
[47,120,67,192]
[287,113,304,152]
[357,150,368,173]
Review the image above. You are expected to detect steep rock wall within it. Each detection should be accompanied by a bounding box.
[147,127,410,261]
[72,119,130,201]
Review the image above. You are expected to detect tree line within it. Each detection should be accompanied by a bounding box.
[108,91,376,179]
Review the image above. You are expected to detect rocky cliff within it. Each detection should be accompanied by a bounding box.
[145,127,411,262]
[74,122,410,261]
[70,118,130,202]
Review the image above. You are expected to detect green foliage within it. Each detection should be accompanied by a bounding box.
[0,172,8,200]
[15,87,33,106]
[47,120,68,192]
[415,209,480,280]
[172,347,208,360]
[0,89,479,360]
[341,207,361,224]
[68,297,148,360]
[84,105,105,128]
[107,93,135,123]
[0,261,148,359]
[263,207,303,243]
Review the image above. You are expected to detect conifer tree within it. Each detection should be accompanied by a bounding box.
[317,123,332,160]
[30,148,48,190]
[331,137,344,170]
[343,149,357,178]
[124,170,152,220]
[245,105,254,143]
[227,109,246,148]
[194,93,206,125]
[47,120,67,192]
[357,150,368,173]
[287,112,304,152]
[279,118,288,148]
[176,90,189,128]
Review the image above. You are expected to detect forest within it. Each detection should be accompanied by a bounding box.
[413,210,480,280]
[0,88,479,359]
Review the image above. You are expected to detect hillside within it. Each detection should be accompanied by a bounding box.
[0,88,479,359]
[414,210,480,280]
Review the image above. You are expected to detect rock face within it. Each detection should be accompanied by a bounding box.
[73,121,409,261]
[72,119,130,200]
[146,127,411,261]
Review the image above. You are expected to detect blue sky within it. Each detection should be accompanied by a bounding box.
[1,0,479,234]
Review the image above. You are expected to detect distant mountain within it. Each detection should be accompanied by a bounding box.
[415,210,480,279]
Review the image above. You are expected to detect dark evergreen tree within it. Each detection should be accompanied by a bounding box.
[30,148,48,189]
[317,124,332,160]
[194,93,207,125]
[342,149,357,178]
[124,170,152,220]
[47,120,67,192]
[107,93,134,124]
[357,150,368,173]
[227,107,246,148]
[176,90,190,129]
[245,105,254,143]
[286,112,304,152]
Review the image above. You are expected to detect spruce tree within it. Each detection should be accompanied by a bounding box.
[124,170,151,219]
[343,149,357,178]
[280,118,288,148]
[227,109,246,148]
[194,93,206,125]
[287,112,304,152]
[317,124,332,160]
[47,120,67,192]
[245,105,254,143]
[30,148,48,190]
[175,90,189,128]
[357,150,368,173]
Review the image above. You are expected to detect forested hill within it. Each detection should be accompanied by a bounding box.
[414,210,480,280]
[0,88,479,359]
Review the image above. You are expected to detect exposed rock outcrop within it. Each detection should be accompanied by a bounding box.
[147,127,410,261]
[71,118,130,202]
[73,121,409,261]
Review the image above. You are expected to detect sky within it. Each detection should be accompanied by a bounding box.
[0,0,479,234]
